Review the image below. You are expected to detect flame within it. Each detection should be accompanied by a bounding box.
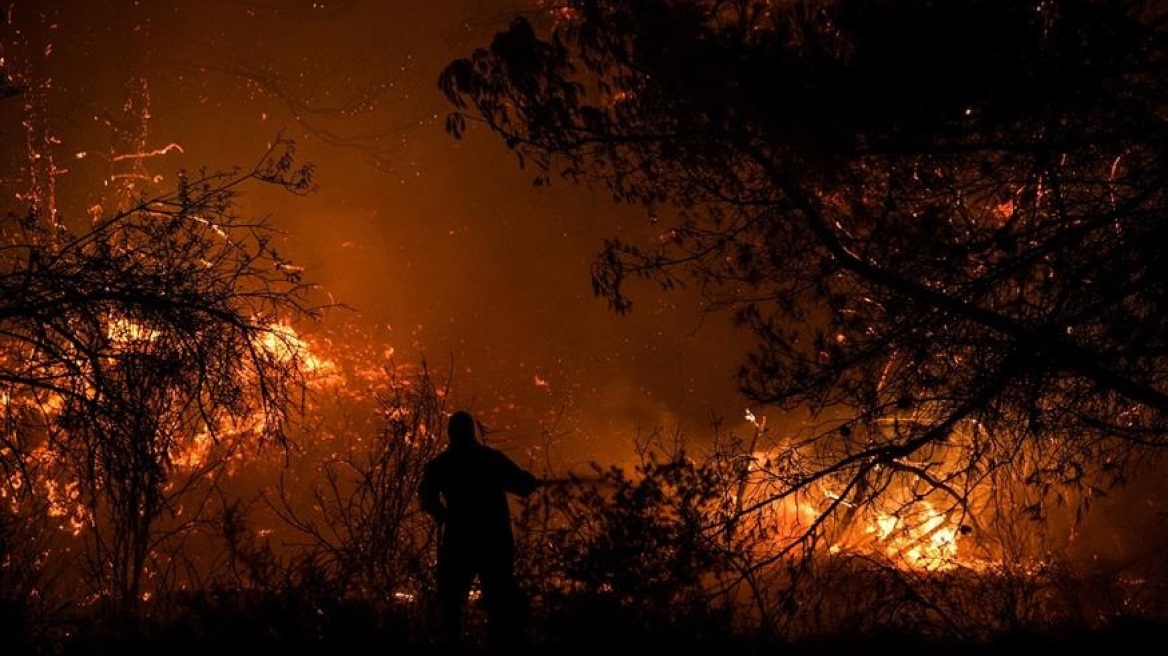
[170,430,213,470]
[867,501,962,571]
[739,412,980,572]
[105,316,160,343]
[745,408,765,431]
[258,322,338,380]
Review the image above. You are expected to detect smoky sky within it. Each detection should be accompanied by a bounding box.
[11,0,1168,566]
[13,0,758,466]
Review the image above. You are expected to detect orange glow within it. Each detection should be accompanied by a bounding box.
[105,316,161,344]
[867,501,961,571]
[170,430,214,470]
[111,142,184,161]
[740,411,986,572]
[257,322,340,384]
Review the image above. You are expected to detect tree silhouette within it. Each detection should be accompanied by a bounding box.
[440,0,1168,571]
[0,136,322,620]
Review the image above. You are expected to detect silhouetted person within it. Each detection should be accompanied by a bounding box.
[419,410,541,653]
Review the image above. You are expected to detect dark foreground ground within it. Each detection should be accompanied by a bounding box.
[33,616,1168,656]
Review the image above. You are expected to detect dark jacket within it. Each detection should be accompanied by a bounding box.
[419,442,540,549]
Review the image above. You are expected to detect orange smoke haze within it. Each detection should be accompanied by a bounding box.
[9,0,757,468]
[4,0,1168,580]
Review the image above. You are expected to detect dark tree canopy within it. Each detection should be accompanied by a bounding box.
[441,0,1168,555]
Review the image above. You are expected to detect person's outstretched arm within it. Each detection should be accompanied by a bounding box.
[496,451,542,497]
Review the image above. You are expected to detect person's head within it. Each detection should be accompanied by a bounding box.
[447,410,478,447]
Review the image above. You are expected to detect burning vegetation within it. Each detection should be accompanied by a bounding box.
[3,0,1168,654]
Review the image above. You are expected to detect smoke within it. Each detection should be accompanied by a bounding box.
[13,0,1168,577]
[11,0,753,466]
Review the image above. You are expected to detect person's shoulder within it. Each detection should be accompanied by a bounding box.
[479,443,514,460]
